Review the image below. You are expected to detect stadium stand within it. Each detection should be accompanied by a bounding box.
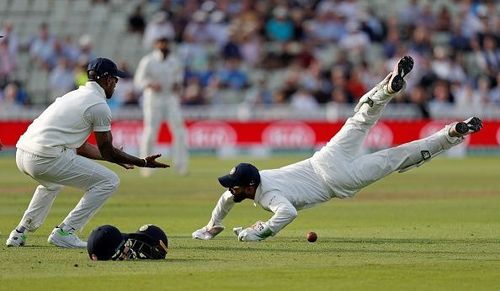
[0,0,499,121]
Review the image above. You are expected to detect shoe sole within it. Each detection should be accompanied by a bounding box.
[467,117,482,132]
[397,56,414,78]
[455,122,469,135]
[389,56,414,93]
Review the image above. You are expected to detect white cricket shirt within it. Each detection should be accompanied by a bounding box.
[134,50,183,97]
[17,82,112,157]
[208,159,333,235]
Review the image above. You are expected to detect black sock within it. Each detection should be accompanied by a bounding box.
[15,226,26,233]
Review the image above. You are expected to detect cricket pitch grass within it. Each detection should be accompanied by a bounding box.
[0,155,499,290]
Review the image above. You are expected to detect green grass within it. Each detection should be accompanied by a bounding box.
[0,155,499,291]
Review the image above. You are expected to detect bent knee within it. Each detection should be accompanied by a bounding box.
[107,172,120,191]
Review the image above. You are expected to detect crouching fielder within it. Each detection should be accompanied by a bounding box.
[192,56,483,242]
[6,58,169,249]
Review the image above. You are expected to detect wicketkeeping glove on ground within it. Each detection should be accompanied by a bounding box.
[192,225,224,240]
[234,221,273,242]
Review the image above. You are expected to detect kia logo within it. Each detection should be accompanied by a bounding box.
[262,121,315,148]
[189,121,237,148]
[364,122,393,148]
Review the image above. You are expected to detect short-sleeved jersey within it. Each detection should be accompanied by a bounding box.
[17,82,111,157]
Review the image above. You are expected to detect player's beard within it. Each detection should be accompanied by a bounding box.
[232,195,245,203]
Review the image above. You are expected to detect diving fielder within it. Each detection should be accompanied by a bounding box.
[192,56,483,242]
[6,58,169,248]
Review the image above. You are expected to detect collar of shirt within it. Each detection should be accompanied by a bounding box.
[153,50,171,62]
[83,81,106,99]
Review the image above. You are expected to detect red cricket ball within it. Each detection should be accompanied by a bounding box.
[306,231,317,242]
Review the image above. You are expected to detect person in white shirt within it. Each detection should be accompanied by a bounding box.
[192,56,483,242]
[135,34,189,176]
[6,58,169,249]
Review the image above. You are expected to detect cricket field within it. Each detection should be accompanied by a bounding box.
[0,155,499,290]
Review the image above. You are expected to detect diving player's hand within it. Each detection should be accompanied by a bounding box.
[236,221,273,242]
[192,225,224,240]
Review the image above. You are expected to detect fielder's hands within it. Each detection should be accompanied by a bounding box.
[142,154,170,168]
[234,221,273,242]
[192,225,225,240]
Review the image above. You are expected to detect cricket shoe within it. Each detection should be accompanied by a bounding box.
[354,55,414,112]
[449,117,483,137]
[48,227,87,248]
[386,55,414,94]
[6,229,27,247]
[192,225,224,240]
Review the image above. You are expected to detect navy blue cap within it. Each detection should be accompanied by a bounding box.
[87,57,127,79]
[218,163,260,188]
[87,225,128,261]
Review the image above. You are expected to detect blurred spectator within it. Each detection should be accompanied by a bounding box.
[431,46,466,83]
[398,0,422,27]
[409,25,432,57]
[346,66,367,101]
[240,32,263,66]
[77,34,95,62]
[217,58,248,90]
[111,61,138,109]
[49,58,75,99]
[178,32,209,74]
[265,6,294,42]
[29,23,56,70]
[1,81,28,108]
[490,73,500,105]
[416,4,436,30]
[0,37,17,84]
[435,5,453,32]
[305,9,346,45]
[449,20,471,52]
[335,0,360,23]
[206,10,230,46]
[221,30,242,60]
[128,4,146,34]
[244,74,273,106]
[183,10,211,44]
[289,7,306,41]
[338,21,370,55]
[408,85,430,118]
[474,34,500,79]
[290,87,319,111]
[61,36,81,65]
[383,27,401,59]
[182,75,205,105]
[0,20,18,56]
[74,57,89,87]
[429,79,455,113]
[360,8,385,42]
[329,66,353,103]
[230,0,261,41]
[143,12,175,50]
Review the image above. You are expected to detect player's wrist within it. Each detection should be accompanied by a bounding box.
[142,158,148,167]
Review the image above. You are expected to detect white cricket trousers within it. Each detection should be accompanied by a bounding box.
[15,148,120,232]
[311,76,463,198]
[141,93,188,174]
